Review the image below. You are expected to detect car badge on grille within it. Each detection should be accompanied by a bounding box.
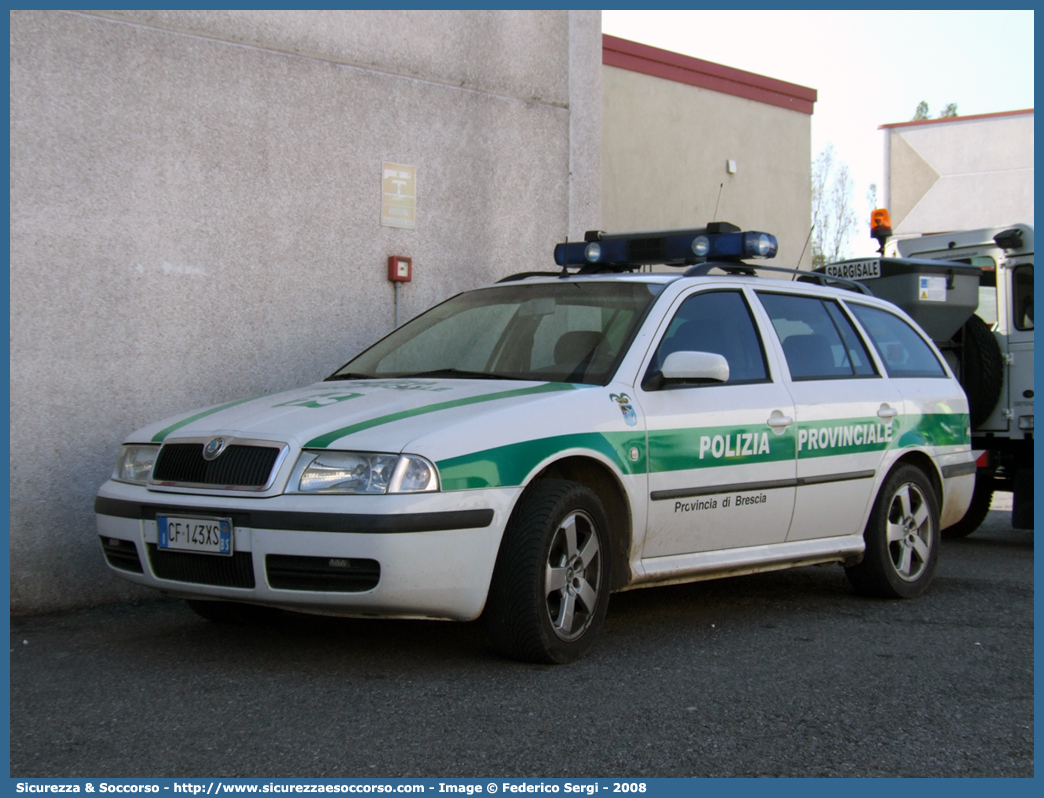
[202,437,228,461]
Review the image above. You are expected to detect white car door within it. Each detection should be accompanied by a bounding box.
[638,287,797,558]
[753,290,904,542]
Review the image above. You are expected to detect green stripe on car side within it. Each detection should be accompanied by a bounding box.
[898,412,972,449]
[797,413,970,459]
[648,425,795,473]
[151,397,262,443]
[435,412,970,491]
[304,382,577,450]
[796,415,897,459]
[437,431,646,491]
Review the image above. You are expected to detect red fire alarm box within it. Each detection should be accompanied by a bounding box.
[388,256,412,282]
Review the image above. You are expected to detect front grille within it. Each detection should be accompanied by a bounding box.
[153,443,282,488]
[266,554,380,593]
[100,536,143,573]
[147,544,255,588]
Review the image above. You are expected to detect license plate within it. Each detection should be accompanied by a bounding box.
[157,515,233,556]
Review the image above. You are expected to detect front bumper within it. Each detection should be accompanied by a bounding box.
[95,480,517,621]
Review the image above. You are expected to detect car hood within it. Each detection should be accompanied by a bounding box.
[130,378,585,455]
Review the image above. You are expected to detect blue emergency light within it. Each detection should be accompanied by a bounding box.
[553,222,778,271]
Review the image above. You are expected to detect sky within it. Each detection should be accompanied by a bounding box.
[601,9,1035,256]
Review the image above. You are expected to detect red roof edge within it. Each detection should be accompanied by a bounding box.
[879,108,1034,130]
[602,33,817,116]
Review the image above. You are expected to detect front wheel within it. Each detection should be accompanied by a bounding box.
[484,480,612,664]
[846,465,940,599]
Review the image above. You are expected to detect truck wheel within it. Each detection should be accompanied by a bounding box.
[845,465,940,599]
[1012,468,1034,530]
[942,469,993,539]
[185,599,279,624]
[484,479,611,664]
[958,314,1004,429]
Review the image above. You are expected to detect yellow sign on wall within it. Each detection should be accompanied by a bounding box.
[381,162,416,229]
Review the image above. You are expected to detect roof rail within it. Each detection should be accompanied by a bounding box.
[496,271,565,283]
[684,262,873,295]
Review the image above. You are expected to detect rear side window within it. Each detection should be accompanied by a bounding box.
[757,293,877,381]
[848,303,947,378]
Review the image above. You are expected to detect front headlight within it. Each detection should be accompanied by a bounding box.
[112,444,160,485]
[393,454,440,493]
[295,451,439,494]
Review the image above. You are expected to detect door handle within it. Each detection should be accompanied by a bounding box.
[767,414,793,429]
[877,405,899,419]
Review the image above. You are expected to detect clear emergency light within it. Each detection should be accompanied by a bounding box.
[554,222,778,271]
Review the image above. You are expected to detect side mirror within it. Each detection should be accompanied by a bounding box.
[662,351,730,383]
[642,350,730,390]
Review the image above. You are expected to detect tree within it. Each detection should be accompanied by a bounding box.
[912,100,958,120]
[810,144,859,267]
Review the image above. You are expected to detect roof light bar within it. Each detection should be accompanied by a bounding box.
[553,223,778,270]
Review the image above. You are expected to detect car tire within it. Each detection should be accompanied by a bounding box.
[942,468,993,539]
[484,479,611,664]
[957,314,1004,429]
[845,465,940,599]
[185,599,280,624]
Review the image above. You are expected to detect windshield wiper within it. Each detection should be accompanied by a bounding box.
[325,372,376,381]
[395,369,528,381]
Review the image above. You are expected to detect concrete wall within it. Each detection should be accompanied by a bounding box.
[602,50,814,270]
[882,110,1034,235]
[9,10,602,614]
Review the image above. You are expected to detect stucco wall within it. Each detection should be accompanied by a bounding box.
[602,65,813,270]
[883,111,1034,235]
[9,10,601,614]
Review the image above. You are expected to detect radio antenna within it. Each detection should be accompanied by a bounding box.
[794,225,814,276]
[712,182,724,221]
[558,234,570,278]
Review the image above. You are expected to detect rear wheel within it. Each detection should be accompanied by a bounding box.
[846,465,940,599]
[185,599,280,624]
[484,480,611,664]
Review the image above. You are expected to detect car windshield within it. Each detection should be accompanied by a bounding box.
[332,280,665,385]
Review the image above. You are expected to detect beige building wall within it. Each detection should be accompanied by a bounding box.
[602,38,816,270]
[10,10,602,614]
[882,110,1034,235]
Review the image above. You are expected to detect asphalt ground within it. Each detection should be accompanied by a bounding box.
[10,498,1033,778]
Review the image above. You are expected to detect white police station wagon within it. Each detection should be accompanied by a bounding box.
[96,223,977,663]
